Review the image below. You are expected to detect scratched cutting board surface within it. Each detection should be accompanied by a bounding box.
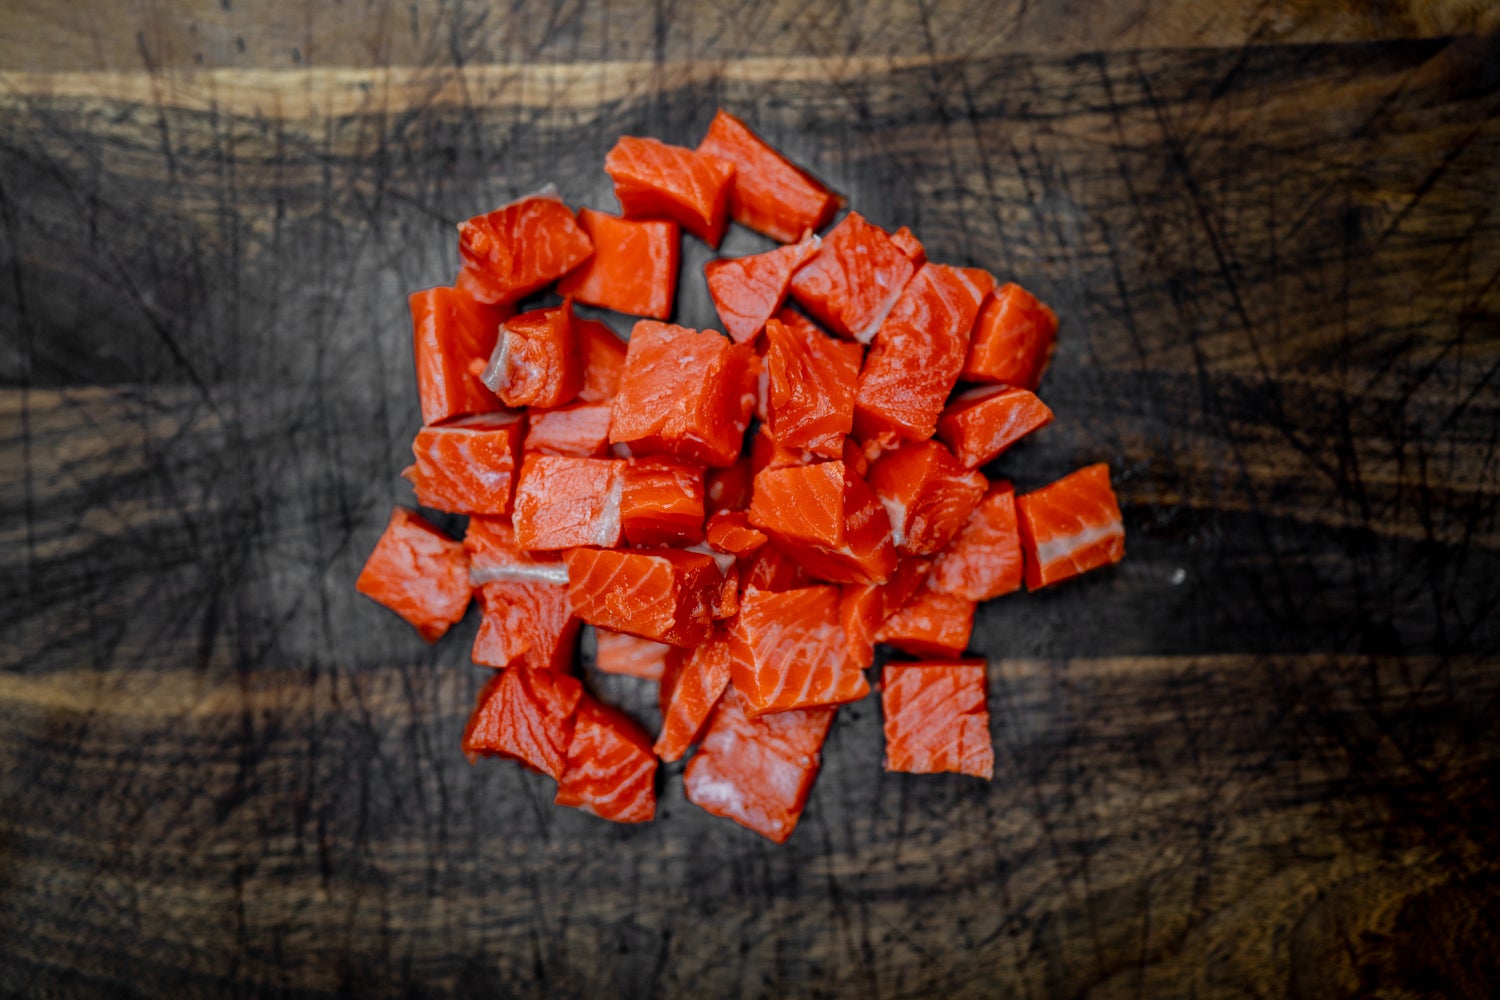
[2,2,1500,997]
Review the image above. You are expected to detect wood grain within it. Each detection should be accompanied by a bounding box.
[2,4,1500,998]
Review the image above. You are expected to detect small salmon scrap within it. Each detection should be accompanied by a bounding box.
[739,541,812,593]
[472,580,579,673]
[875,587,976,658]
[480,302,583,409]
[696,110,839,244]
[620,457,706,547]
[929,482,1024,602]
[463,516,570,587]
[604,136,736,248]
[456,189,594,305]
[705,510,767,557]
[524,400,613,457]
[889,226,926,267]
[556,209,679,320]
[704,457,754,515]
[461,667,584,779]
[554,697,658,823]
[355,507,472,642]
[683,687,836,844]
[937,386,1053,470]
[763,313,861,458]
[594,629,675,680]
[705,236,820,344]
[609,320,755,467]
[839,557,933,669]
[789,212,916,343]
[1014,463,1125,589]
[962,282,1059,390]
[403,412,526,515]
[731,586,869,716]
[881,660,992,779]
[854,263,995,442]
[575,319,628,404]
[867,440,988,557]
[563,547,722,647]
[512,454,625,550]
[409,286,509,426]
[654,627,735,761]
[747,461,897,585]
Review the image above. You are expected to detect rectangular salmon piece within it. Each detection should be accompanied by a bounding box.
[594,628,674,680]
[556,209,680,320]
[456,189,594,305]
[748,460,897,585]
[962,282,1058,389]
[936,385,1054,469]
[563,547,722,647]
[609,320,755,468]
[512,454,625,550]
[409,286,509,426]
[620,457,706,547]
[403,412,526,515]
[554,696,658,823]
[604,135,736,248]
[480,302,583,409]
[929,482,1024,601]
[706,236,820,344]
[763,313,861,457]
[731,586,869,716]
[705,510,768,557]
[472,580,580,673]
[696,109,839,244]
[654,627,735,761]
[525,401,613,457]
[881,660,992,779]
[683,687,835,844]
[1015,463,1125,589]
[875,587,976,658]
[461,668,584,780]
[576,318,628,404]
[867,440,988,557]
[854,264,994,442]
[463,516,570,587]
[355,507,472,642]
[789,212,916,343]
[839,557,933,669]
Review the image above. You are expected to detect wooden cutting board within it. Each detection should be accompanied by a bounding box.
[2,2,1498,996]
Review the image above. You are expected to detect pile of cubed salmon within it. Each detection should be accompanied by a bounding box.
[356,111,1125,842]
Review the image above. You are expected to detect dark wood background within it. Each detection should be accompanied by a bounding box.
[3,1,1499,996]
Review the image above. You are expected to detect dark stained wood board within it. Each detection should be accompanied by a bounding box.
[2,1,1499,996]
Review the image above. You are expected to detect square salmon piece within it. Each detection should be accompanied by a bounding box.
[936,386,1053,470]
[620,457,706,547]
[461,668,584,780]
[556,209,680,320]
[604,136,736,248]
[409,286,509,426]
[730,586,869,716]
[554,697,658,823]
[455,189,594,305]
[747,460,896,585]
[1014,463,1125,589]
[706,237,820,344]
[355,507,471,642]
[763,313,860,457]
[511,454,626,550]
[696,109,838,244]
[962,282,1058,390]
[562,547,723,648]
[929,482,1024,601]
[404,412,526,515]
[524,401,614,458]
[875,587,976,658]
[866,439,988,557]
[788,212,915,343]
[480,302,583,409]
[471,580,579,673]
[881,661,992,779]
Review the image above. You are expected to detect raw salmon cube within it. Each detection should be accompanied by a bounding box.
[763,314,861,458]
[929,482,1024,601]
[748,460,897,585]
[739,541,812,593]
[472,580,580,673]
[463,516,570,586]
[696,109,839,244]
[604,135,736,248]
[867,440,988,557]
[854,264,994,442]
[789,212,916,343]
[409,286,509,426]
[556,209,680,320]
[839,557,933,669]
[554,697,658,823]
[563,547,722,647]
[1014,463,1125,589]
[512,454,625,550]
[480,302,583,409]
[936,386,1054,469]
[705,510,767,556]
[705,457,754,515]
[594,628,675,680]
[461,668,584,780]
[620,457,706,547]
[962,282,1058,389]
[889,226,926,267]
[730,586,869,716]
[875,587,976,657]
[683,687,835,844]
[881,661,992,779]
[609,320,755,467]
[456,189,594,305]
[403,412,526,515]
[654,627,735,761]
[524,400,613,457]
[355,507,471,642]
[576,319,628,404]
[706,236,820,344]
